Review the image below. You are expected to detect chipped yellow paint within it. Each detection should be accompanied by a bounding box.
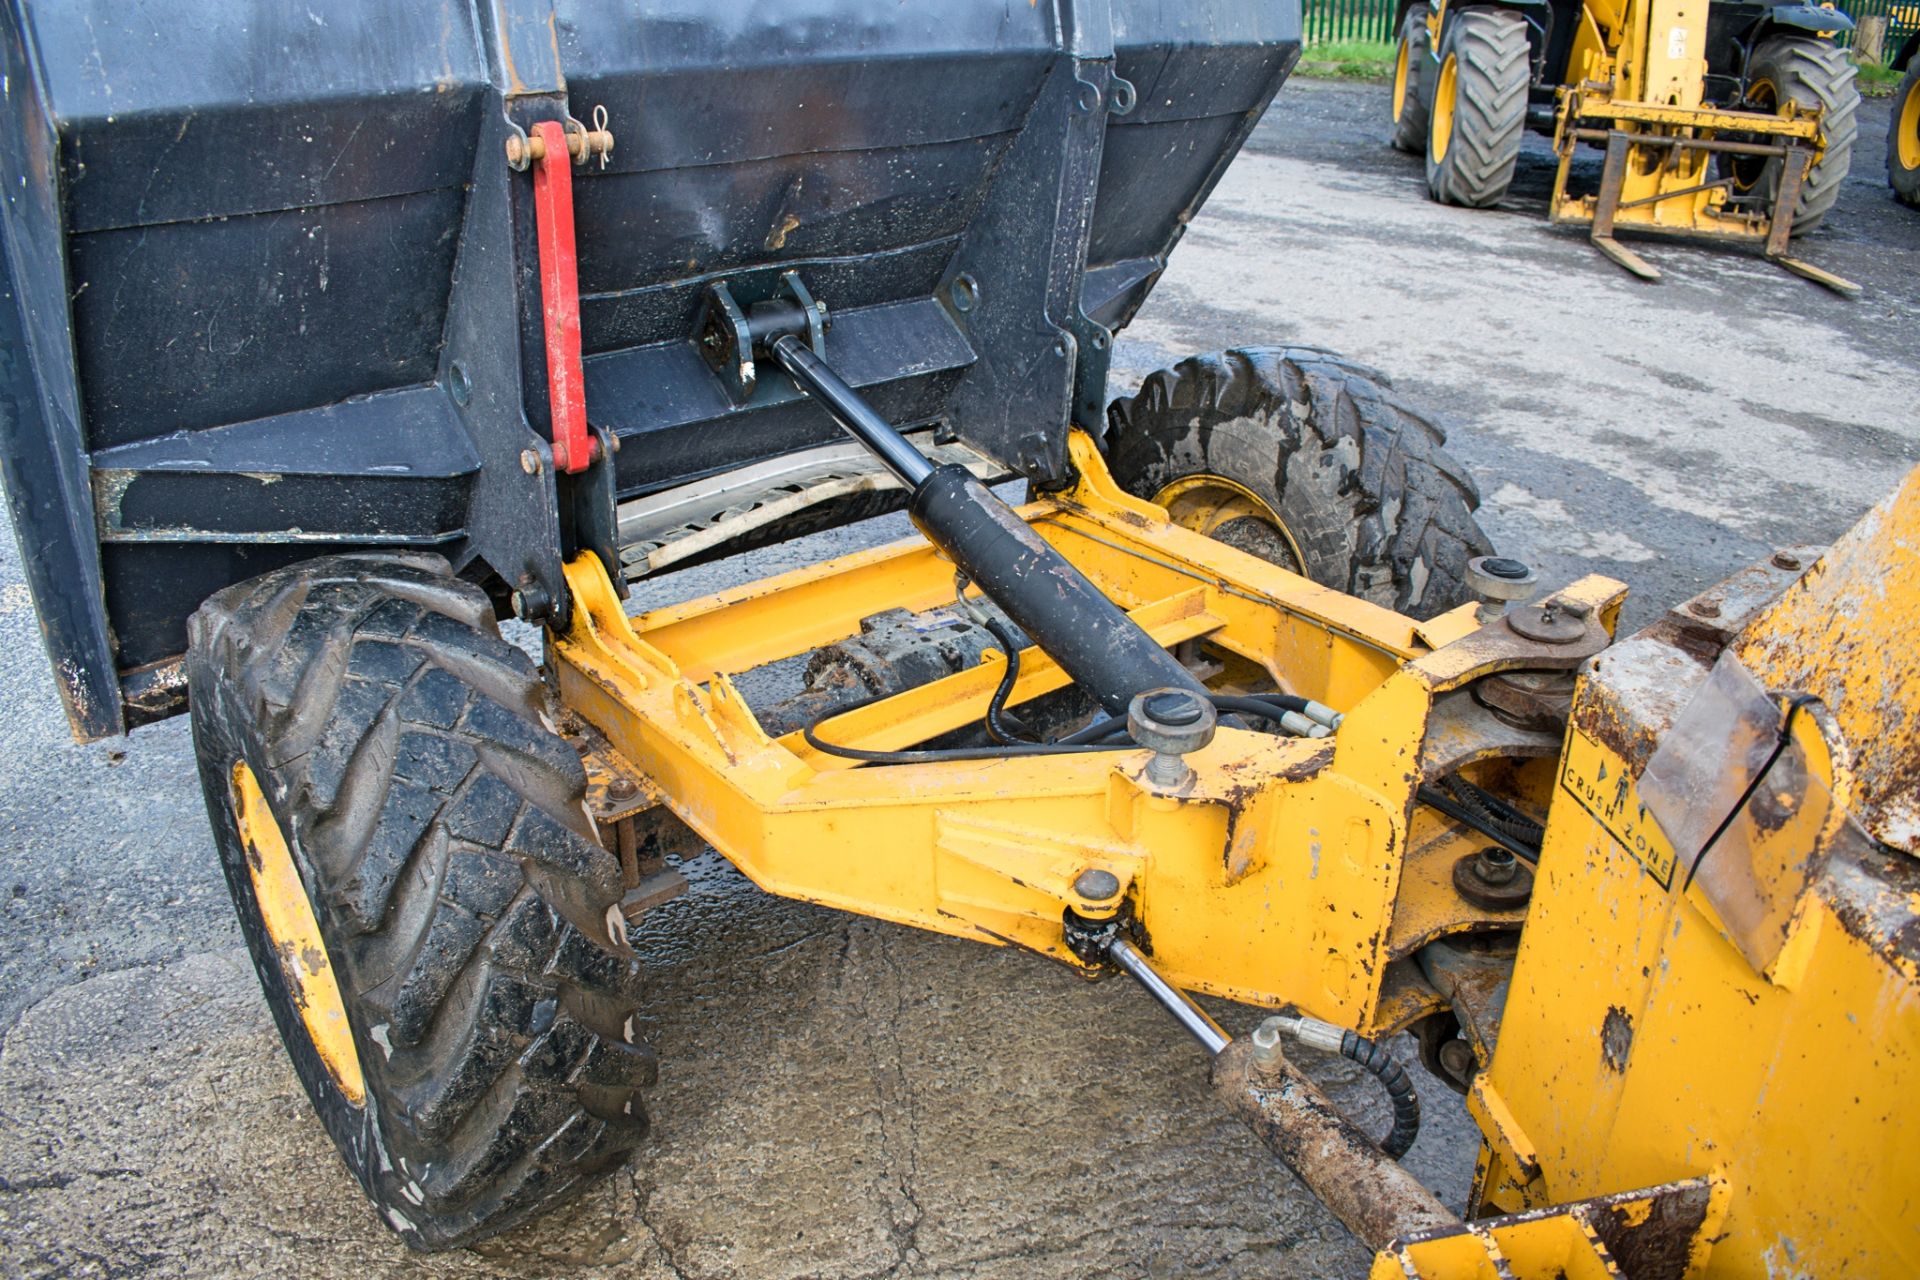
[544,432,1566,1027]
[233,761,365,1107]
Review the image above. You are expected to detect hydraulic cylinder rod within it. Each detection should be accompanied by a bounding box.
[1109,937,1229,1055]
[771,335,935,490]
[769,333,1210,718]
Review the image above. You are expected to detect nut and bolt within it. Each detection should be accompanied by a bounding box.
[521,449,543,475]
[1072,868,1121,901]
[1473,846,1518,886]
[1690,599,1721,619]
[1127,688,1217,790]
[608,776,638,802]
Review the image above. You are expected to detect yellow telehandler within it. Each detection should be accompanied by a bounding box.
[1391,0,1863,287]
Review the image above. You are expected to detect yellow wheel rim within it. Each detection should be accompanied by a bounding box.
[1151,473,1307,575]
[1900,76,1920,172]
[1393,36,1412,123]
[233,760,366,1106]
[1431,52,1458,164]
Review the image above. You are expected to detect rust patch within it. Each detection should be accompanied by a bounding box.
[1600,1005,1634,1072]
[1589,1178,1716,1280]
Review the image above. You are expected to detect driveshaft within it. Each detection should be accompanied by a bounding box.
[769,332,1210,719]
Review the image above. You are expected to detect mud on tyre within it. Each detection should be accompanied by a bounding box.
[1104,348,1492,620]
[187,552,655,1250]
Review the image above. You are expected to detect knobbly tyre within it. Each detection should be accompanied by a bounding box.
[0,1,1913,1274]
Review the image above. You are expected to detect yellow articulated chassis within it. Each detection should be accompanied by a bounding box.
[551,434,1919,1277]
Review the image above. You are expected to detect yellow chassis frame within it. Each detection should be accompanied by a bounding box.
[546,430,1920,1276]
[551,432,1623,1035]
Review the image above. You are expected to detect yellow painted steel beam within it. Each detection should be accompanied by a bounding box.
[547,432,1620,1030]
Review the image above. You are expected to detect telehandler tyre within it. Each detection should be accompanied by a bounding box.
[1424,7,1529,208]
[1104,348,1492,620]
[1390,6,1435,154]
[1891,59,1920,209]
[186,552,655,1250]
[1730,35,1859,232]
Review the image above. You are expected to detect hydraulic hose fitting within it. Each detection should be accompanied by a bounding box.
[1255,1013,1423,1160]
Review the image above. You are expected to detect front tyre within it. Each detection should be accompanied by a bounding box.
[1732,35,1860,232]
[1890,59,1920,209]
[1391,6,1436,154]
[1104,348,1493,620]
[187,552,655,1250]
[1424,7,1530,208]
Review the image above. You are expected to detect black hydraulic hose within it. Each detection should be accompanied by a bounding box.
[1417,784,1541,864]
[1340,1030,1422,1160]
[981,619,1038,745]
[1445,776,1544,844]
[1059,692,1318,747]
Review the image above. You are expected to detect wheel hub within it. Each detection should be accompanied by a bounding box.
[1150,473,1306,575]
[232,760,366,1107]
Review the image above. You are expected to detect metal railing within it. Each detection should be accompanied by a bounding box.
[1304,0,1398,46]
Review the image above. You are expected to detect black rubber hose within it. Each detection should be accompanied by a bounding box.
[1417,784,1541,863]
[1058,692,1317,746]
[1341,1030,1422,1160]
[1446,776,1544,842]
[981,619,1037,745]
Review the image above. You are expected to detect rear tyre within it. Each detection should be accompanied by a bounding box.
[187,552,655,1250]
[1104,348,1493,620]
[1890,60,1920,209]
[1391,7,1435,154]
[1424,7,1530,208]
[1731,36,1859,233]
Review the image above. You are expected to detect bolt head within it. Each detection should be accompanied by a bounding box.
[608,776,638,801]
[1690,599,1722,619]
[521,449,543,475]
[1144,691,1203,725]
[1073,868,1121,901]
[1771,552,1803,572]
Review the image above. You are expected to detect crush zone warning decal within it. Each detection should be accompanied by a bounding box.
[1559,728,1678,888]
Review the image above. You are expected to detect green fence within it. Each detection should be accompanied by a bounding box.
[1303,0,1398,46]
[1299,0,1919,55]
[1838,0,1920,58]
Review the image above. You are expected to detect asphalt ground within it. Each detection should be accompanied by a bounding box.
[2,77,1916,1280]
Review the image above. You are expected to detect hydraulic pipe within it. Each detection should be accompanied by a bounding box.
[1108,937,1229,1056]
[769,334,1210,718]
[770,335,935,489]
[1106,935,1448,1250]
[1210,1038,1458,1251]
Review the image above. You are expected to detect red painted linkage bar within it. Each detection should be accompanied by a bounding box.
[529,120,596,474]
